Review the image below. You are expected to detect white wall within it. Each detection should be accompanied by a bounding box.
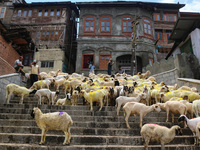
[191,28,200,64]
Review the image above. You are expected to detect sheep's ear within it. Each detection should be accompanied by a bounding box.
[30,110,35,119]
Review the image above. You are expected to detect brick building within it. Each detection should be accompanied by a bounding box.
[76,1,184,75]
[0,20,33,75]
[8,1,78,73]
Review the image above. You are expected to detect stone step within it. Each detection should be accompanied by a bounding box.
[0,143,198,150]
[0,106,180,118]
[0,113,183,123]
[0,119,182,128]
[0,133,194,145]
[0,126,193,136]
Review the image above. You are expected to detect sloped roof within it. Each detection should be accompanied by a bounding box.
[166,17,200,59]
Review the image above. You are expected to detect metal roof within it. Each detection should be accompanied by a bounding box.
[166,17,200,59]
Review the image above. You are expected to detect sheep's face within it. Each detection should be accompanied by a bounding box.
[140,93,147,100]
[66,93,71,100]
[178,115,186,123]
[30,109,35,118]
[175,126,182,135]
[153,104,161,113]
[80,90,85,97]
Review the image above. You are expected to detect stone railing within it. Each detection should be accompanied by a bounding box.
[177,78,200,92]
[152,68,179,85]
[0,73,24,104]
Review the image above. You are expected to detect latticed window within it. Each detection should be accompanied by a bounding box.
[41,61,54,68]
[122,17,132,32]
[143,18,152,36]
[100,17,111,33]
[0,7,6,18]
[84,17,95,33]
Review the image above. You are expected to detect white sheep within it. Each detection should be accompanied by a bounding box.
[141,123,182,150]
[163,101,187,123]
[178,115,200,145]
[80,90,105,111]
[31,107,73,145]
[56,93,72,105]
[35,89,59,105]
[115,93,147,116]
[6,83,37,104]
[72,90,79,105]
[192,99,200,117]
[196,121,200,145]
[123,102,161,128]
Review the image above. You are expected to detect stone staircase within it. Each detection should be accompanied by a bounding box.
[0,90,199,150]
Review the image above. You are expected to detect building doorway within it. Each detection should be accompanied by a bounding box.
[116,55,143,75]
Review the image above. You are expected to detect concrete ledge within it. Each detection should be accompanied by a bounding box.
[0,73,25,104]
[177,78,200,91]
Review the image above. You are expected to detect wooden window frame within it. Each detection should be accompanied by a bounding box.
[155,31,163,41]
[143,18,153,37]
[44,9,49,17]
[100,16,111,35]
[149,58,154,66]
[38,10,42,17]
[82,54,94,69]
[17,10,22,17]
[56,9,61,16]
[28,10,32,17]
[23,53,33,66]
[84,16,96,35]
[23,10,27,17]
[0,7,6,18]
[122,16,133,36]
[50,9,54,16]
[163,14,178,22]
[153,13,161,21]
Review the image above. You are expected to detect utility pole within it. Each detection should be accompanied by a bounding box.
[130,15,140,75]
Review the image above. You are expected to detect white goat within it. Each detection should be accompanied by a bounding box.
[141,124,182,150]
[178,115,200,145]
[115,93,147,116]
[56,93,72,106]
[35,89,59,105]
[31,107,73,145]
[6,83,37,104]
[123,102,161,128]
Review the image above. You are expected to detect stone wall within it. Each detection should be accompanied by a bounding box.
[152,68,179,85]
[177,78,200,92]
[0,73,25,104]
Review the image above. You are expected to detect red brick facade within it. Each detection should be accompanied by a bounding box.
[0,35,20,75]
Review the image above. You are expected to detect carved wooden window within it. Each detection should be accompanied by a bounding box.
[82,54,94,69]
[28,10,32,17]
[100,16,111,34]
[44,9,48,16]
[0,7,6,18]
[38,10,42,17]
[50,9,54,16]
[84,16,95,34]
[17,10,21,17]
[143,18,152,36]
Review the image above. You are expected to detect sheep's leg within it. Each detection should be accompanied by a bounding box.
[166,108,169,122]
[43,129,47,144]
[161,142,165,150]
[19,95,24,104]
[139,115,143,128]
[90,101,93,111]
[144,138,149,150]
[171,113,174,123]
[6,93,12,104]
[99,100,103,111]
[40,129,46,145]
[125,112,131,129]
[117,103,121,116]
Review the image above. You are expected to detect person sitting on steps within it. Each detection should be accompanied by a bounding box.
[14,56,26,83]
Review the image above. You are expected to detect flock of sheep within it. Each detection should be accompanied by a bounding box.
[5,69,200,149]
